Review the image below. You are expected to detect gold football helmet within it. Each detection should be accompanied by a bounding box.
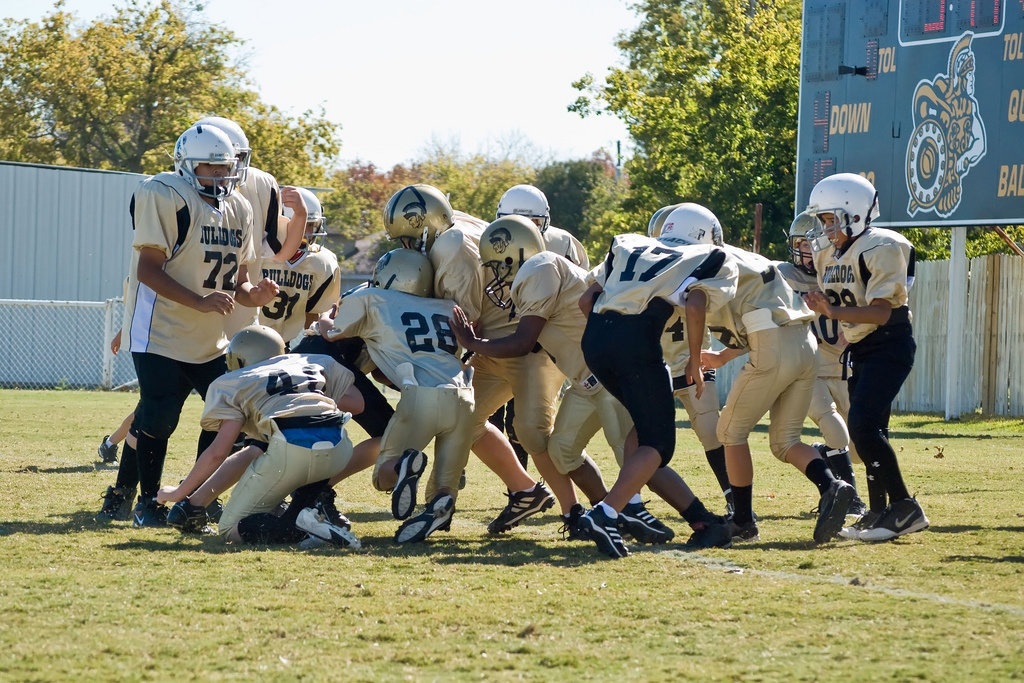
[226,325,286,371]
[478,215,545,309]
[647,203,683,238]
[371,248,434,298]
[382,184,454,253]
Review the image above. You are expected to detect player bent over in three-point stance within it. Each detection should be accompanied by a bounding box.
[157,325,365,548]
[803,172,927,542]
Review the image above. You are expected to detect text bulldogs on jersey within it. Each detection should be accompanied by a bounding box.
[201,225,243,247]
[261,267,314,291]
[821,263,855,284]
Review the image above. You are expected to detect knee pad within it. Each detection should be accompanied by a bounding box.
[510,414,550,456]
[546,434,587,475]
[814,411,850,451]
[687,389,721,451]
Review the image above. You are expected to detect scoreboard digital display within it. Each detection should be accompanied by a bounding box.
[796,0,1024,226]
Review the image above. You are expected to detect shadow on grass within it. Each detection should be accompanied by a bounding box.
[0,510,134,535]
[944,554,1024,564]
[11,464,99,474]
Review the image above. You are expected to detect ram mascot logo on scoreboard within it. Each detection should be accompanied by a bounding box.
[905,32,987,218]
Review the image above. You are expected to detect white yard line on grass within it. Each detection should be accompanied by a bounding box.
[658,549,1024,619]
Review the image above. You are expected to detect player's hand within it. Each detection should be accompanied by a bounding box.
[110,329,122,355]
[196,291,235,315]
[156,485,181,505]
[318,304,339,340]
[249,278,280,307]
[280,186,307,220]
[804,290,833,318]
[700,349,725,370]
[685,356,705,399]
[449,305,476,347]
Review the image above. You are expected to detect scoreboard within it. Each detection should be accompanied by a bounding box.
[796,0,1024,226]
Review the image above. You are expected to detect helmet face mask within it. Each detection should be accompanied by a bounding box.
[173,125,240,200]
[788,211,819,275]
[658,203,724,247]
[382,185,454,253]
[192,116,251,185]
[805,173,879,250]
[496,185,550,234]
[226,325,286,371]
[371,248,434,298]
[479,215,545,309]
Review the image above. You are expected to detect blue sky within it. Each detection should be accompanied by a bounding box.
[1,0,637,169]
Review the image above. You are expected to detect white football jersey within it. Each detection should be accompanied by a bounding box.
[688,245,813,350]
[811,228,915,344]
[123,171,255,363]
[331,287,467,388]
[778,261,848,378]
[259,244,341,343]
[201,353,354,440]
[544,225,590,269]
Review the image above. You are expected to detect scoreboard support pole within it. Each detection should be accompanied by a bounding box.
[944,226,968,420]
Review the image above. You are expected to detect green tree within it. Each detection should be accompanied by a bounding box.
[0,0,339,182]
[571,0,803,258]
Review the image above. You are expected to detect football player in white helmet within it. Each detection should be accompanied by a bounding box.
[454,218,729,549]
[659,203,725,247]
[157,325,367,548]
[381,185,559,536]
[194,115,308,337]
[779,212,868,518]
[803,173,926,542]
[98,124,280,526]
[317,249,477,543]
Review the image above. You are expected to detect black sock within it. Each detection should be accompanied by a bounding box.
[826,449,857,491]
[804,457,836,496]
[732,485,754,525]
[865,467,888,512]
[135,432,168,500]
[704,446,730,493]
[114,439,139,492]
[681,497,710,525]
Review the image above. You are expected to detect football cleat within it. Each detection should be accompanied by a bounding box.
[296,506,361,549]
[312,487,351,530]
[838,509,881,540]
[487,482,555,534]
[727,518,760,542]
[813,479,855,543]
[617,501,675,544]
[97,485,136,522]
[166,499,212,534]
[580,506,629,559]
[131,497,169,528]
[96,436,118,464]
[395,492,454,544]
[559,503,589,541]
[684,521,733,550]
[858,498,929,542]
[391,449,427,521]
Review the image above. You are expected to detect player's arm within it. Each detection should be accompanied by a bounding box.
[578,282,602,317]
[449,304,545,358]
[804,291,892,325]
[156,419,243,504]
[265,186,308,261]
[137,247,234,315]
[233,263,280,308]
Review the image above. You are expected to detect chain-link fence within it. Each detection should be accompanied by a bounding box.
[0,298,136,390]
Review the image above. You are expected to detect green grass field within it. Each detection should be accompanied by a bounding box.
[1,389,1022,680]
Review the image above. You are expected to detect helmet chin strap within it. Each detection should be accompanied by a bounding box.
[419,225,429,255]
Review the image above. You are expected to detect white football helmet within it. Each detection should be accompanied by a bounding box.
[788,212,819,276]
[226,325,286,371]
[193,116,251,184]
[371,248,434,298]
[496,184,550,234]
[173,124,239,200]
[658,203,724,247]
[382,184,455,253]
[647,203,683,238]
[805,173,879,251]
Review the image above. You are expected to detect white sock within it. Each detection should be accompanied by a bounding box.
[515,483,537,495]
[628,493,642,505]
[597,501,618,519]
[104,438,116,448]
